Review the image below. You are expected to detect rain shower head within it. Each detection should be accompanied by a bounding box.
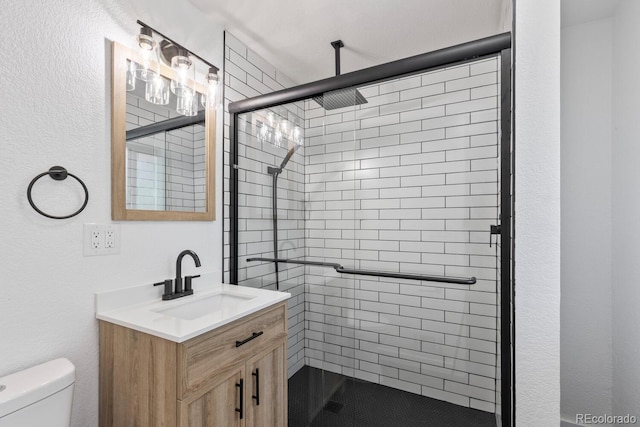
[313,88,368,110]
[313,40,368,110]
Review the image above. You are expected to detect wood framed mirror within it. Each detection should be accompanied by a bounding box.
[111,42,215,221]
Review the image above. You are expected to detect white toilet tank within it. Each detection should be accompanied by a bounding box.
[0,358,75,427]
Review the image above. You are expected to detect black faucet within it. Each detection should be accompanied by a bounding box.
[154,249,201,300]
[175,249,201,295]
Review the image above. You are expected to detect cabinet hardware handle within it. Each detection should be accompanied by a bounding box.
[235,331,264,347]
[252,368,260,405]
[235,379,244,419]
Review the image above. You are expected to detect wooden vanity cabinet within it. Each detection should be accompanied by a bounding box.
[99,302,287,427]
[178,364,244,427]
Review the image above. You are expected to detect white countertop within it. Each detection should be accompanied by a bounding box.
[95,276,290,343]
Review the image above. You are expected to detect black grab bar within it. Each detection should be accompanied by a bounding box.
[245,257,476,285]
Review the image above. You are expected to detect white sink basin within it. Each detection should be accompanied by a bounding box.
[95,279,290,342]
[152,291,256,320]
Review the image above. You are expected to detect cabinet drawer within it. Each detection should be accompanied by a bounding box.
[178,302,286,398]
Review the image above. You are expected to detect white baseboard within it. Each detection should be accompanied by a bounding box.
[561,419,582,427]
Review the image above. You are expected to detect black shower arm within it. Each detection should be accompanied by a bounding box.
[331,40,344,76]
[245,257,476,285]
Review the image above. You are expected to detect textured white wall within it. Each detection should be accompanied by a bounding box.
[499,0,513,32]
[0,1,224,426]
[612,0,640,417]
[515,0,561,424]
[561,17,613,422]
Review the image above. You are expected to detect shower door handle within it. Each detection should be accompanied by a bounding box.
[489,224,501,248]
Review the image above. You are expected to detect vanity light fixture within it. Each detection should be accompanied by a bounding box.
[134,25,168,105]
[257,109,303,148]
[133,20,220,114]
[171,47,197,115]
[176,85,198,116]
[203,67,220,109]
[145,68,170,105]
[134,26,156,82]
[170,48,193,95]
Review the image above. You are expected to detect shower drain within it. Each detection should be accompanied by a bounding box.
[323,401,344,414]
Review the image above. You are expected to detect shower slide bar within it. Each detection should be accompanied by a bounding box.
[245,257,476,285]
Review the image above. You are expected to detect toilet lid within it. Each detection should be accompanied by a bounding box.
[0,358,75,418]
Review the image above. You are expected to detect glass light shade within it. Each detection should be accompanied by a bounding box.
[266,112,276,129]
[257,120,271,144]
[280,119,291,135]
[273,128,282,147]
[257,112,277,145]
[135,30,157,82]
[176,86,198,116]
[126,60,136,91]
[170,51,194,94]
[145,72,170,105]
[274,119,291,148]
[291,125,303,146]
[202,68,220,109]
[137,30,155,50]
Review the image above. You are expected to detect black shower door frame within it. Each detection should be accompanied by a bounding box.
[226,32,515,427]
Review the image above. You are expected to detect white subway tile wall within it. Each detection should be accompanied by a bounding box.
[222,33,306,378]
[125,92,206,211]
[300,58,500,410]
[223,31,501,411]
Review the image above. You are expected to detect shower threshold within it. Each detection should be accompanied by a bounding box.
[288,366,496,427]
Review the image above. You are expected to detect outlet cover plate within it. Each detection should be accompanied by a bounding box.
[84,224,120,256]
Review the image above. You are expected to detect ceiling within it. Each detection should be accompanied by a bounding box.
[562,0,621,28]
[188,0,508,84]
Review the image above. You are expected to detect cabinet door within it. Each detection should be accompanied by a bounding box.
[178,366,245,427]
[245,342,287,427]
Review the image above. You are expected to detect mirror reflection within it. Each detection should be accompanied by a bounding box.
[125,68,206,212]
[111,42,215,221]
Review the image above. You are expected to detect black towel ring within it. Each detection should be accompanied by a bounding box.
[27,166,89,219]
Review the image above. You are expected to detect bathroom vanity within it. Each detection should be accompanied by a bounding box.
[96,282,290,427]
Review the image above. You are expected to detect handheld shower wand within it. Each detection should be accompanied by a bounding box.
[267,142,302,290]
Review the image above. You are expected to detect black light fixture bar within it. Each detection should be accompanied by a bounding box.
[137,20,219,73]
[246,257,477,285]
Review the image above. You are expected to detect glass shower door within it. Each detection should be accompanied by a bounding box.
[340,59,501,426]
[234,90,361,426]
[232,53,503,426]
[234,102,308,418]
[290,88,360,426]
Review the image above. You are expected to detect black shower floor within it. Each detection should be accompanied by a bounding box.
[288,366,496,427]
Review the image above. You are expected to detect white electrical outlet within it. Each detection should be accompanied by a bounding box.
[84,224,120,256]
[103,225,120,254]
[92,230,102,249]
[105,230,115,248]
